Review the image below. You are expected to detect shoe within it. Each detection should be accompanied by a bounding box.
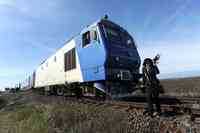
[143,110,149,115]
[143,110,153,117]
[153,111,161,117]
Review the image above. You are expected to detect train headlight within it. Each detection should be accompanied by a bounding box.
[127,39,133,47]
[115,56,120,61]
[127,39,131,45]
[117,73,121,78]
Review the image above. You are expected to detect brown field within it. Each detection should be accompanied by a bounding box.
[161,76,200,97]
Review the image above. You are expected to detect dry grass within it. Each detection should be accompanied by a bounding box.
[0,102,129,133]
[49,103,129,133]
[0,98,6,108]
[0,104,48,133]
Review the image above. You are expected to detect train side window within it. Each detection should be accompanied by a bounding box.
[71,48,76,69]
[82,31,90,47]
[64,48,76,71]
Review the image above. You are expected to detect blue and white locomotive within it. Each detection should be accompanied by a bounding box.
[23,17,141,97]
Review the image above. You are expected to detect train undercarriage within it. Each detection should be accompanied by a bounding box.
[34,80,140,100]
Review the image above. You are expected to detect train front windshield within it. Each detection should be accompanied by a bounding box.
[103,24,136,48]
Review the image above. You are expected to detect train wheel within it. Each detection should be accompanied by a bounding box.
[56,87,64,96]
[44,86,50,96]
[75,87,82,99]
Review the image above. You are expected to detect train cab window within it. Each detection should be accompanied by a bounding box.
[64,48,76,71]
[105,27,121,43]
[82,31,90,47]
[91,30,97,41]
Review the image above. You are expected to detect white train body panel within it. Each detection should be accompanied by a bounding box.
[35,39,83,88]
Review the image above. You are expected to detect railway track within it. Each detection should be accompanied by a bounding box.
[31,88,200,120]
[66,95,200,121]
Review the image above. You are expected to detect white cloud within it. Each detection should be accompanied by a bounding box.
[138,41,200,75]
[0,0,62,19]
[0,0,15,7]
[28,41,56,53]
[142,0,191,37]
[163,0,190,25]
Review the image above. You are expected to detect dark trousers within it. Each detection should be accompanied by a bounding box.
[146,85,161,114]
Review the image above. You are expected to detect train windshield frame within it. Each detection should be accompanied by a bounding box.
[101,21,136,48]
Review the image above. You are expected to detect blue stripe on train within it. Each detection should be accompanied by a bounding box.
[75,26,106,82]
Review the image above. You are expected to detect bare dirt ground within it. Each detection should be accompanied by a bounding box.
[0,77,200,133]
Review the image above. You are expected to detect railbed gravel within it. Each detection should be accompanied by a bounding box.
[127,109,200,133]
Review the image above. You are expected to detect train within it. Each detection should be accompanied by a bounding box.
[20,17,141,98]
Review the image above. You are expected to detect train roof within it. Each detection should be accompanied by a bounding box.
[37,18,123,68]
[81,18,125,34]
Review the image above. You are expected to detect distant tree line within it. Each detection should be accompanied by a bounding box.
[4,86,21,93]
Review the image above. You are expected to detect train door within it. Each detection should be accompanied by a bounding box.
[76,27,106,82]
[32,71,36,88]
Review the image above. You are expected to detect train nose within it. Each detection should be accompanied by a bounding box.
[117,70,132,80]
[107,68,133,81]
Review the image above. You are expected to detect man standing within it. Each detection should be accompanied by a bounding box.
[142,55,161,116]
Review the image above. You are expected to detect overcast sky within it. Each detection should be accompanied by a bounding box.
[0,0,199,89]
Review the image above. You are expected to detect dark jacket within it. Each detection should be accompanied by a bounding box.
[142,59,160,86]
